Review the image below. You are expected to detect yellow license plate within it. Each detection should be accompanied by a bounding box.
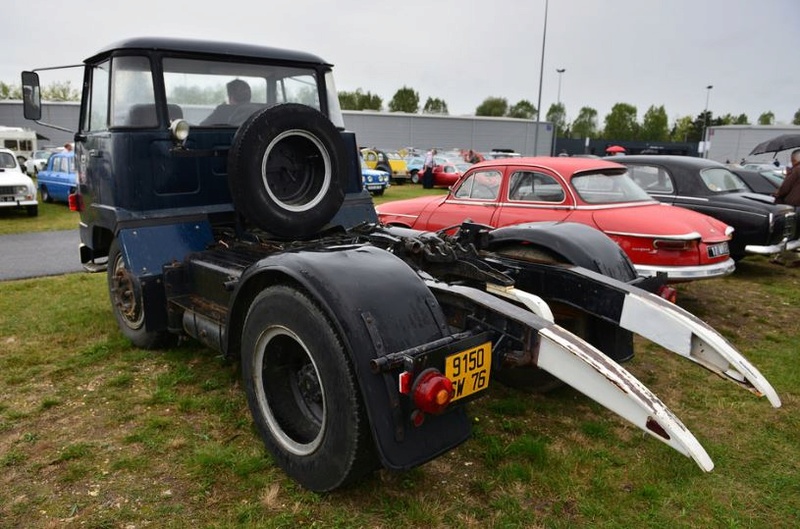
[445,341,492,401]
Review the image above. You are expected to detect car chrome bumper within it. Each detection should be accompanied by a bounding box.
[0,198,37,208]
[745,237,800,255]
[634,258,736,281]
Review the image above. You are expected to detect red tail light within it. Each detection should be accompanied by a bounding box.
[653,239,696,251]
[412,368,454,415]
[68,193,84,212]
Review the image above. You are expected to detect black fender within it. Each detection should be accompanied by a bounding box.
[225,245,472,470]
[487,221,637,364]
[488,221,638,281]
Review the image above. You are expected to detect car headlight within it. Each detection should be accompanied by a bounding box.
[17,185,28,194]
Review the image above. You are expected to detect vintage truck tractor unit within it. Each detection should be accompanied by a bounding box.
[23,37,780,492]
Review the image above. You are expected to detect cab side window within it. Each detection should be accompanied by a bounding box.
[85,60,110,132]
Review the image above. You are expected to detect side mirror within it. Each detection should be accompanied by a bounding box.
[21,71,42,121]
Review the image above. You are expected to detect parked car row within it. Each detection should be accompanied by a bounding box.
[609,155,798,260]
[376,154,800,283]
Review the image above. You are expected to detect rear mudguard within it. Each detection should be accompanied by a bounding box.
[225,245,473,470]
[488,221,638,281]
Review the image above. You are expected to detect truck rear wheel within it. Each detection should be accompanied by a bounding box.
[241,285,377,491]
[227,104,348,239]
[107,240,174,349]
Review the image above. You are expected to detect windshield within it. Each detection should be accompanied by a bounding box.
[699,167,749,193]
[571,170,653,204]
[162,57,321,127]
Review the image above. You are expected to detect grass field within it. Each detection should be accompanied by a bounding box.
[1,185,799,528]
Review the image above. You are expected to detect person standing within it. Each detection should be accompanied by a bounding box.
[774,149,800,207]
[422,148,437,189]
[771,149,800,266]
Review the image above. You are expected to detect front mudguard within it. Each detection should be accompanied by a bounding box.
[226,245,472,471]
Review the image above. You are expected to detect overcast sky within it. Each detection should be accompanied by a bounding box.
[4,0,798,125]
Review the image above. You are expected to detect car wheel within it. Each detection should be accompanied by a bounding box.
[227,103,348,239]
[40,186,52,203]
[107,239,175,349]
[410,171,420,184]
[241,285,377,491]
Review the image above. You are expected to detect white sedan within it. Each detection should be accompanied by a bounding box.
[0,147,38,216]
[24,149,53,175]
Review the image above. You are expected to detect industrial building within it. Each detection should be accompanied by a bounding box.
[0,100,553,155]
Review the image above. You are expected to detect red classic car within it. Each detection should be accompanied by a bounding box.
[376,157,736,282]
[428,161,472,187]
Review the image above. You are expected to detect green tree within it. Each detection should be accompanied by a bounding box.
[388,86,419,113]
[640,105,669,141]
[476,97,508,117]
[603,103,638,140]
[670,115,695,142]
[794,109,800,126]
[758,111,775,125]
[0,81,22,99]
[571,106,599,139]
[422,97,448,115]
[734,113,749,125]
[507,99,536,119]
[545,102,567,136]
[42,81,79,101]
[338,88,382,111]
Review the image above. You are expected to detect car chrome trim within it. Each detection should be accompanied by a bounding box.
[633,258,735,280]
[745,237,800,254]
[498,200,657,211]
[605,230,703,240]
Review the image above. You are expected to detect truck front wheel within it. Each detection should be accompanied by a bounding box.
[241,285,377,491]
[107,240,174,349]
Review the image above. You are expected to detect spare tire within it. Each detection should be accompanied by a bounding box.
[228,103,348,238]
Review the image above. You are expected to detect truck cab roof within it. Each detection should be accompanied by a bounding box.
[86,37,332,67]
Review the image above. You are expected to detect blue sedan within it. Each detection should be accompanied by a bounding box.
[37,151,77,203]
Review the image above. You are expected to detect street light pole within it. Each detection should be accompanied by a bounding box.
[532,0,548,156]
[702,84,713,158]
[551,68,565,156]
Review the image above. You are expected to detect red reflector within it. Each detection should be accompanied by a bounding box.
[68,193,84,212]
[412,369,453,415]
[398,371,412,394]
[658,285,678,303]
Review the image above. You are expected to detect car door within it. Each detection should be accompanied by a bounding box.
[418,169,503,230]
[494,168,573,226]
[52,155,71,201]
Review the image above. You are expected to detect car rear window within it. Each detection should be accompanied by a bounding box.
[571,170,652,204]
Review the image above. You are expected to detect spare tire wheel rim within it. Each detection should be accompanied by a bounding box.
[261,129,332,213]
